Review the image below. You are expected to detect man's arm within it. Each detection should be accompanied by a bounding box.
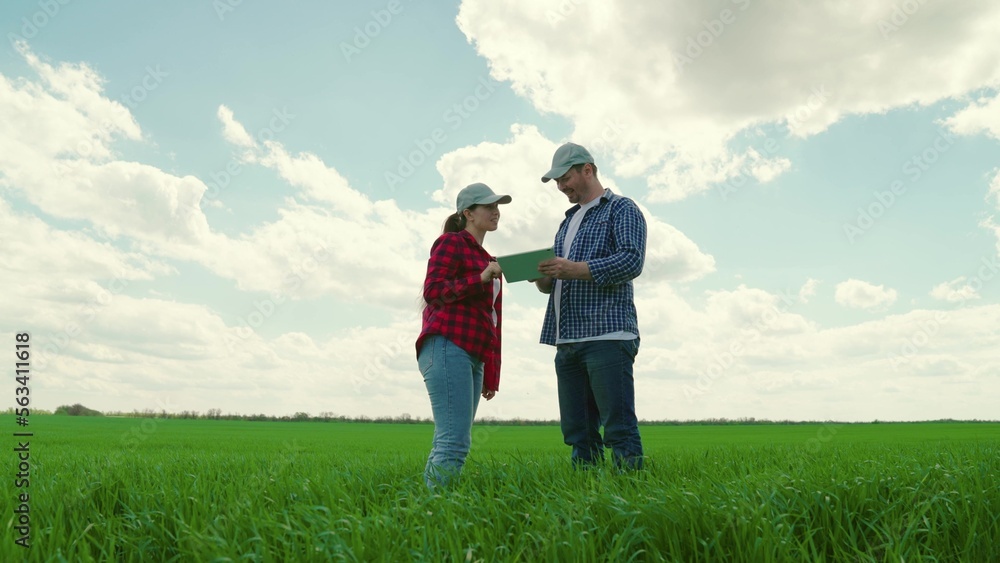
[537,258,592,282]
[586,199,646,287]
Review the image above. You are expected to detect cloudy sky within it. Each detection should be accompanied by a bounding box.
[3,1,999,422]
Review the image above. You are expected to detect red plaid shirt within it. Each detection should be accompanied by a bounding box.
[415,230,503,391]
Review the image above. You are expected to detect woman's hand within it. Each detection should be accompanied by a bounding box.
[480,261,502,283]
[482,388,496,400]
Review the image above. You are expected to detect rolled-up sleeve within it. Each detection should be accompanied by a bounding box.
[587,200,646,287]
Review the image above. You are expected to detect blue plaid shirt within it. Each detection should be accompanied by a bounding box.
[540,189,647,346]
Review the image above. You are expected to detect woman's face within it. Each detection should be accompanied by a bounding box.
[466,202,501,231]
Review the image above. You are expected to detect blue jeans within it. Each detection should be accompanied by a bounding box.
[418,335,483,488]
[555,338,643,469]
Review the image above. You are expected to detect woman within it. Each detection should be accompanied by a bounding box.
[415,182,511,488]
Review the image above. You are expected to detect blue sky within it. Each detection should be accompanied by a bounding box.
[3,0,999,421]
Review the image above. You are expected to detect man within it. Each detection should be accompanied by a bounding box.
[534,142,647,470]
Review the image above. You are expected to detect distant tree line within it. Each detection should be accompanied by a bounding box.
[100,409,559,425]
[9,406,997,425]
[54,403,103,416]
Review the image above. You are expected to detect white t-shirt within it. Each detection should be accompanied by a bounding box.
[491,277,500,327]
[553,195,636,344]
[554,198,592,341]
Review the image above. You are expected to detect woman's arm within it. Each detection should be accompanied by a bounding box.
[422,235,488,306]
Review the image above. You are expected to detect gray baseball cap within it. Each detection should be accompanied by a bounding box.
[456,183,512,213]
[541,142,594,182]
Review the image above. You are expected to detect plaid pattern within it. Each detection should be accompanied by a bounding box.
[416,230,503,390]
[540,189,646,345]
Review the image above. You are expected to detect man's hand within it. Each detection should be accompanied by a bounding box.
[482,389,496,400]
[531,276,554,294]
[538,257,592,281]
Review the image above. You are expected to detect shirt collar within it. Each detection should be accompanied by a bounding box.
[457,228,492,256]
[564,188,612,217]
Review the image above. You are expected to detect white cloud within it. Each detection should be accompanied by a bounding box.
[745,149,792,183]
[702,285,808,336]
[4,40,1000,423]
[206,200,431,304]
[9,41,141,153]
[253,142,373,221]
[944,91,1000,141]
[456,1,1000,201]
[0,45,430,306]
[654,299,1000,421]
[0,45,223,253]
[624,282,1000,421]
[983,171,1000,256]
[0,44,712,420]
[434,124,716,282]
[798,278,820,304]
[2,43,712,315]
[632,283,817,387]
[0,47,138,174]
[930,277,981,303]
[0,198,170,282]
[217,105,255,148]
[0,199,175,368]
[834,279,898,311]
[946,121,1000,255]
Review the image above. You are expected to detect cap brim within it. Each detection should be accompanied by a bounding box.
[541,165,571,183]
[480,194,512,205]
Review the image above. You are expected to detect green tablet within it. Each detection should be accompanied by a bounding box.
[496,247,555,283]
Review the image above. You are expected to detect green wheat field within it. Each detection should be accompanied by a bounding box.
[3,416,999,562]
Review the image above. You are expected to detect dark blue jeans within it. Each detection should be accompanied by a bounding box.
[555,338,643,470]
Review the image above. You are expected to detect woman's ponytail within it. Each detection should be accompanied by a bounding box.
[442,211,466,233]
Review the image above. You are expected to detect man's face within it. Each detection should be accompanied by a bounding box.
[555,166,585,204]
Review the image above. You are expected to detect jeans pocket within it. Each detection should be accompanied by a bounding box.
[621,338,639,360]
[418,337,437,377]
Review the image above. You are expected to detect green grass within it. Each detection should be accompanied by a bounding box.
[5,417,999,561]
